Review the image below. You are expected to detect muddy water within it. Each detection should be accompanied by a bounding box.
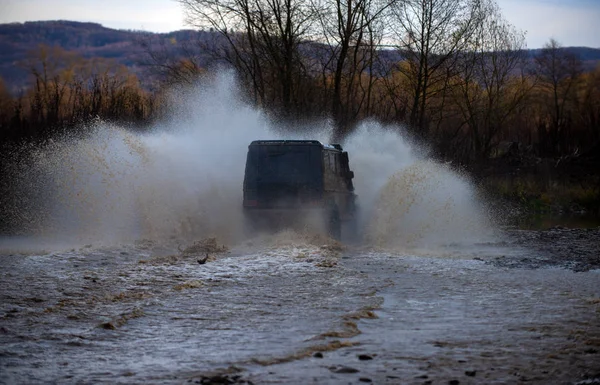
[1,234,599,384]
[0,236,376,384]
[247,251,600,384]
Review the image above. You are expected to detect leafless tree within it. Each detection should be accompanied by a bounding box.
[452,0,529,160]
[534,38,582,155]
[25,45,83,131]
[137,32,208,87]
[178,0,316,118]
[312,0,390,140]
[388,0,483,137]
[576,65,600,148]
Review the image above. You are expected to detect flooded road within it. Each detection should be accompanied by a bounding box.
[1,231,599,385]
[0,235,376,384]
[249,250,600,385]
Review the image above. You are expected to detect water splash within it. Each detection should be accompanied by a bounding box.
[3,72,496,250]
[365,161,496,250]
[6,73,270,246]
[343,123,496,251]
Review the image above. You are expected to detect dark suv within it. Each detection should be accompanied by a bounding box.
[242,140,357,239]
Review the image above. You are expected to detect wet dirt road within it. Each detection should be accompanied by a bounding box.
[1,230,599,385]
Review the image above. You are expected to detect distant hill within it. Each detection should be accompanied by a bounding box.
[1,20,599,93]
[528,46,600,72]
[0,20,217,92]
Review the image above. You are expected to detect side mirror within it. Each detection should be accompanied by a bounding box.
[346,170,354,179]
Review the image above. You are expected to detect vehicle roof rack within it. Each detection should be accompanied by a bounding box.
[249,140,344,151]
[250,140,322,146]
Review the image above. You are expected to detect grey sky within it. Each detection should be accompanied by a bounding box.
[1,0,598,48]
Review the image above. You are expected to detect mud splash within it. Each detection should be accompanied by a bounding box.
[3,72,496,252]
[6,74,271,245]
[366,160,496,250]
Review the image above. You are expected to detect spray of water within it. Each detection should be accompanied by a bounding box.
[2,72,497,252]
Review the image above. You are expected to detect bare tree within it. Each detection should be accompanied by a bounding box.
[25,45,83,132]
[178,0,316,118]
[312,0,389,140]
[452,0,529,160]
[138,32,209,87]
[534,38,582,156]
[576,64,600,149]
[388,0,483,137]
[18,46,154,138]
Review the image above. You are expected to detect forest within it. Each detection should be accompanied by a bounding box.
[0,0,599,217]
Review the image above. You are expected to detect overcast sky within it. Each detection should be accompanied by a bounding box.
[1,0,598,49]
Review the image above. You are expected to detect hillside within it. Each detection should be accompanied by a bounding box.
[1,20,599,92]
[0,20,216,92]
[528,46,600,72]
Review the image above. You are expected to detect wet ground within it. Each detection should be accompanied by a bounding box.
[494,227,600,272]
[1,229,599,385]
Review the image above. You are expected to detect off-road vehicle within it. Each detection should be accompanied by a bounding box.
[242,140,357,239]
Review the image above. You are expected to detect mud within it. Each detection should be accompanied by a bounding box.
[1,231,599,385]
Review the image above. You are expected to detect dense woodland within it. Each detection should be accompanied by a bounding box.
[1,0,599,219]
